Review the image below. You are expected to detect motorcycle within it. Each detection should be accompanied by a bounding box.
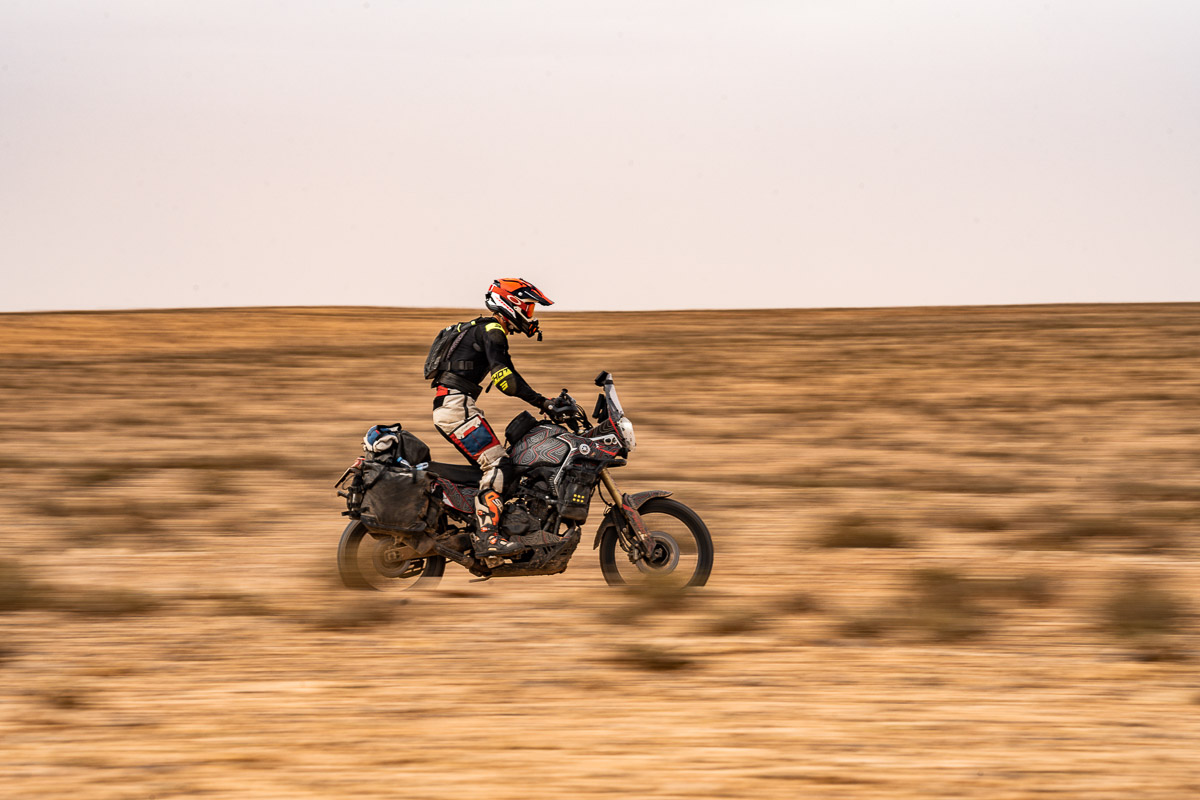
[335,371,713,590]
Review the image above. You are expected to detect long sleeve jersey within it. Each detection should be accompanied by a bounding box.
[437,316,546,408]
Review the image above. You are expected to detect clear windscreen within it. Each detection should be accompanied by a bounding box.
[604,379,625,422]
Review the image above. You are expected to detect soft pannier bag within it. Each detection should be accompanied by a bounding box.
[359,461,437,534]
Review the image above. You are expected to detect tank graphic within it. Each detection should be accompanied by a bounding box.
[511,425,570,467]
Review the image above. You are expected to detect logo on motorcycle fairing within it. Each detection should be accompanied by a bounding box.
[578,442,592,455]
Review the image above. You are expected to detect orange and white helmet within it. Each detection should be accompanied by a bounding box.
[485,278,553,338]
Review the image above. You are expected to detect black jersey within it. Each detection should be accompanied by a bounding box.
[436,317,545,408]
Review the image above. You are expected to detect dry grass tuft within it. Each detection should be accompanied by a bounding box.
[0,644,17,666]
[612,643,693,672]
[43,689,88,710]
[835,567,1034,643]
[1100,572,1188,662]
[702,607,762,636]
[1026,515,1172,551]
[778,591,822,614]
[943,512,1011,532]
[217,594,279,617]
[1102,573,1185,637]
[838,615,893,639]
[51,587,163,617]
[303,595,401,631]
[817,513,907,549]
[0,559,44,612]
[0,558,161,617]
[901,568,989,642]
[972,574,1056,606]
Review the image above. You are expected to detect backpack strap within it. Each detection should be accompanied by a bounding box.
[442,320,477,373]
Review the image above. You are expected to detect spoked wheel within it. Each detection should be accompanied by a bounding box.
[598,498,713,588]
[337,519,445,591]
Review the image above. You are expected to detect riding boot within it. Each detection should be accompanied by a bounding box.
[473,490,521,556]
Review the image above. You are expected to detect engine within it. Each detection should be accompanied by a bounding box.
[499,477,555,537]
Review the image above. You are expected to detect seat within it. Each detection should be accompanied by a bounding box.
[428,461,483,486]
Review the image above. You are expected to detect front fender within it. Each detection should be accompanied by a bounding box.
[592,490,672,549]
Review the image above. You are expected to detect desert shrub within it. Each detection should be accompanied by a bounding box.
[77,467,126,487]
[0,559,160,616]
[43,689,87,709]
[818,514,906,549]
[613,644,693,672]
[0,559,43,612]
[702,607,761,636]
[1112,481,1200,503]
[778,591,822,614]
[944,512,1010,532]
[902,568,989,642]
[1102,573,1184,638]
[837,568,998,643]
[216,594,278,617]
[838,615,892,639]
[304,596,398,630]
[52,587,162,616]
[972,573,1055,606]
[1026,515,1171,551]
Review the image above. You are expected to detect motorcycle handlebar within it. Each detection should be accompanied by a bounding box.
[545,389,587,430]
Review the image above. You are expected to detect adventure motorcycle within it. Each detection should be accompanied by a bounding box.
[335,371,713,590]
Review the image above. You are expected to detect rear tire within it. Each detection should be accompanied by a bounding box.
[337,519,445,591]
[598,498,713,588]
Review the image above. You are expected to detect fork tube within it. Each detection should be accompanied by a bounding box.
[599,468,622,506]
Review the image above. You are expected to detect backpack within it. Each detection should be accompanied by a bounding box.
[362,423,432,466]
[423,319,481,381]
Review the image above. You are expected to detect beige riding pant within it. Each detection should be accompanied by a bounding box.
[432,390,506,519]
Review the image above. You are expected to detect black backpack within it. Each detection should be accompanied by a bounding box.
[423,319,481,381]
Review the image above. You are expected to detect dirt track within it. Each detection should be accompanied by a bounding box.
[2,304,1199,798]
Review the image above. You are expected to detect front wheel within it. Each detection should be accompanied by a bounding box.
[337,519,445,591]
[598,498,713,588]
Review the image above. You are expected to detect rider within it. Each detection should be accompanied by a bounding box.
[430,278,554,556]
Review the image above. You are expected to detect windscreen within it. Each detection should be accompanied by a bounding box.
[604,378,625,422]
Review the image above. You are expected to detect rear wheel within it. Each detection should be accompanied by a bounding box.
[337,520,445,591]
[598,498,713,588]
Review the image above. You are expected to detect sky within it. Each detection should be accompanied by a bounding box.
[2,1,1198,312]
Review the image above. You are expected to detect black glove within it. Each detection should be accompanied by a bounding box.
[537,395,554,414]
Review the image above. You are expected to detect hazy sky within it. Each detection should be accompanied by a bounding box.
[2,1,1198,312]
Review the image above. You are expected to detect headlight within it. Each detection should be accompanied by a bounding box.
[616,417,637,452]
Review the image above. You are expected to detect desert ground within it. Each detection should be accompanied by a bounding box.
[1,303,1199,798]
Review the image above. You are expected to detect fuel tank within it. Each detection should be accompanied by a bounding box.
[509,423,571,468]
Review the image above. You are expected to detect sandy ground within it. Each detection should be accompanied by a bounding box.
[1,303,1199,798]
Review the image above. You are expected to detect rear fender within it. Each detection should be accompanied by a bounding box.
[592,490,672,549]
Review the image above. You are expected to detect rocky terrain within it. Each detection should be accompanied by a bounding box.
[1,303,1198,798]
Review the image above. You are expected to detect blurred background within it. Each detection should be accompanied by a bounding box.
[2,1,1199,312]
[3,2,1200,798]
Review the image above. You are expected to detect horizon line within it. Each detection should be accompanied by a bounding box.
[2,300,1198,317]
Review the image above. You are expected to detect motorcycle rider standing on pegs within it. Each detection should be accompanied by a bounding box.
[428,279,555,557]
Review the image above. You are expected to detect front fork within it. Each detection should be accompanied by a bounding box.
[599,468,657,560]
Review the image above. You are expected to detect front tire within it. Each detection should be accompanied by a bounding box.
[337,519,445,591]
[598,498,713,588]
